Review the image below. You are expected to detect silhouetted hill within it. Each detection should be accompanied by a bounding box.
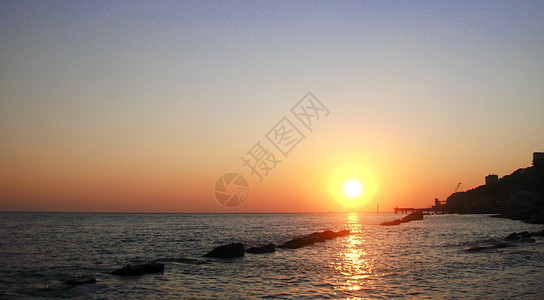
[445,153,544,223]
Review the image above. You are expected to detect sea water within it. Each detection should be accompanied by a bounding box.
[1,212,543,299]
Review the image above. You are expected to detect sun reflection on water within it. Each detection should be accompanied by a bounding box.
[332,213,376,295]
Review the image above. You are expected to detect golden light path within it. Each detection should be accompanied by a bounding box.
[332,213,375,295]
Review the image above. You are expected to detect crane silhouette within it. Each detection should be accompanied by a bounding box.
[454,182,462,193]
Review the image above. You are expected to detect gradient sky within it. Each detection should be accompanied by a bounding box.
[1,0,543,212]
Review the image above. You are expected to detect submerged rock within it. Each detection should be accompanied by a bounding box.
[530,229,544,237]
[64,276,96,285]
[507,233,521,240]
[380,219,401,226]
[465,242,511,252]
[246,243,275,254]
[203,243,244,258]
[465,245,488,252]
[504,232,521,241]
[519,231,532,239]
[110,263,164,276]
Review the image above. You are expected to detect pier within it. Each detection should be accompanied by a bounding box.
[394,206,446,215]
[394,198,448,215]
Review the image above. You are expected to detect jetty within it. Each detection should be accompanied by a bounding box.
[394,198,448,215]
[394,207,446,215]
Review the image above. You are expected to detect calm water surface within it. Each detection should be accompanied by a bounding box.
[1,212,543,299]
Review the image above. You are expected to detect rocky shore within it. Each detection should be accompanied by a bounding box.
[465,229,544,252]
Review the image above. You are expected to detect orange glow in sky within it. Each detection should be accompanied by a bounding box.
[1,2,543,212]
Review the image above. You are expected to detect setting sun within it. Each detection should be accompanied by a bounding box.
[343,179,363,198]
[329,163,378,209]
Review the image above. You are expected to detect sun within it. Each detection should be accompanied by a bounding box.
[329,163,378,209]
[343,179,363,198]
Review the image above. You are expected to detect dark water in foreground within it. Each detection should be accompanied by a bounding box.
[1,212,543,299]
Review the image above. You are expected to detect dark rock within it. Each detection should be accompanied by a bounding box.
[278,237,315,249]
[278,229,351,249]
[320,230,339,240]
[110,262,164,276]
[504,232,521,241]
[246,243,275,254]
[494,242,510,248]
[336,230,350,236]
[401,211,424,223]
[465,246,488,252]
[530,229,544,237]
[64,276,96,285]
[465,242,511,252]
[518,231,531,239]
[306,233,327,243]
[380,219,401,226]
[203,243,244,258]
[309,230,337,241]
[519,238,536,243]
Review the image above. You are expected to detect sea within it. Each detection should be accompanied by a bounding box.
[1,212,543,299]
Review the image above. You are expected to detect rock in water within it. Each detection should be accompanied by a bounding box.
[504,232,521,241]
[530,229,544,237]
[318,230,338,240]
[246,243,275,254]
[400,211,423,223]
[278,237,314,249]
[465,242,511,252]
[110,263,164,276]
[336,230,350,236]
[380,219,401,226]
[203,243,245,258]
[64,276,96,285]
[518,231,531,239]
[277,229,351,249]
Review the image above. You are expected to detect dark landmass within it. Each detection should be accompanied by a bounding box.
[443,152,544,224]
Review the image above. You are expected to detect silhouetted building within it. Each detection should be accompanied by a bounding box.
[443,152,544,222]
[533,152,544,167]
[485,174,498,185]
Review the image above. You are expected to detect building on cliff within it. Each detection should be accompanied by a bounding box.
[444,152,544,222]
[534,152,544,166]
[485,174,498,185]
